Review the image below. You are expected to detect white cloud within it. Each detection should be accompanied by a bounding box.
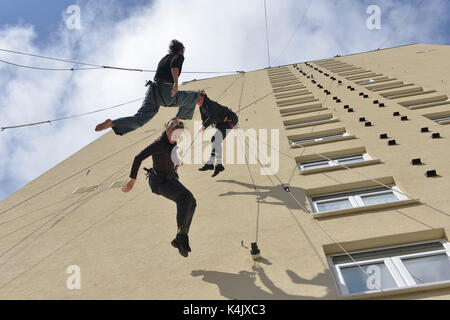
[0,0,448,200]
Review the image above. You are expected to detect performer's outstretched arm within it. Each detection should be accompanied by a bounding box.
[122,140,162,192]
[171,67,179,97]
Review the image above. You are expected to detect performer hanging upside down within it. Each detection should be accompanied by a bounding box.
[197,90,239,177]
[95,39,200,136]
[122,118,197,258]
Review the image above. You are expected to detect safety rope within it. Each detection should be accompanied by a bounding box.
[251,63,450,221]
[236,128,261,243]
[226,63,448,289]
[0,73,252,217]
[244,128,435,292]
[238,125,373,280]
[0,196,74,227]
[273,0,313,65]
[235,74,262,243]
[0,161,131,262]
[0,189,147,291]
[0,73,258,284]
[263,0,271,68]
[286,63,450,219]
[0,98,144,131]
[0,48,240,74]
[177,74,244,165]
[0,76,246,283]
[376,0,426,50]
[0,128,161,217]
[288,137,450,218]
[236,91,274,114]
[0,73,254,132]
[0,58,103,71]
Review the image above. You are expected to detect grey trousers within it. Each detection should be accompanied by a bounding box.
[112,83,199,136]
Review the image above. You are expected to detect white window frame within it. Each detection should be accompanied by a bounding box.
[328,240,450,297]
[333,256,406,296]
[290,132,348,146]
[310,186,408,214]
[299,159,330,170]
[298,153,371,171]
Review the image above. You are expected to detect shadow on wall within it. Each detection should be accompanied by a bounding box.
[216,179,308,210]
[191,265,334,300]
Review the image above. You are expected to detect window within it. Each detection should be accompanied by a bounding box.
[298,153,371,171]
[310,186,408,214]
[289,133,347,146]
[285,117,334,128]
[281,107,323,117]
[404,98,450,109]
[430,115,450,124]
[329,240,450,296]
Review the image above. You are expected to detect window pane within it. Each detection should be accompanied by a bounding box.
[301,161,330,170]
[313,187,388,202]
[292,133,346,145]
[403,254,450,285]
[433,116,450,123]
[322,134,344,140]
[290,137,315,145]
[341,263,398,294]
[286,118,332,127]
[361,192,398,206]
[316,198,352,212]
[337,155,365,165]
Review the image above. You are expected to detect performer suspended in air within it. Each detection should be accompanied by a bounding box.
[95,40,200,136]
[122,118,197,258]
[197,90,239,177]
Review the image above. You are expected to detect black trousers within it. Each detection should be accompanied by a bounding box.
[152,177,197,233]
[209,111,239,163]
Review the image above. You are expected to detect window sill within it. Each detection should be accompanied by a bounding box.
[290,135,356,149]
[299,159,382,175]
[339,280,450,300]
[312,199,420,219]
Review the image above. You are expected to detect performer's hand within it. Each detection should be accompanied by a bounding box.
[174,162,184,170]
[171,83,178,97]
[201,126,205,132]
[122,179,136,193]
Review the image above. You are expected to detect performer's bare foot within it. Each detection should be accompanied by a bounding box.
[95,119,113,132]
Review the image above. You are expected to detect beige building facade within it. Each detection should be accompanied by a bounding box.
[0,43,449,299]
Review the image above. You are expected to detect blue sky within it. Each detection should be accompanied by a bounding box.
[0,0,449,202]
[0,0,154,45]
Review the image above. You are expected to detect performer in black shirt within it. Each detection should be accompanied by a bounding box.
[197,90,239,177]
[95,40,200,136]
[122,118,197,258]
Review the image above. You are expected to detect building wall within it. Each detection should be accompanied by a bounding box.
[0,44,449,299]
